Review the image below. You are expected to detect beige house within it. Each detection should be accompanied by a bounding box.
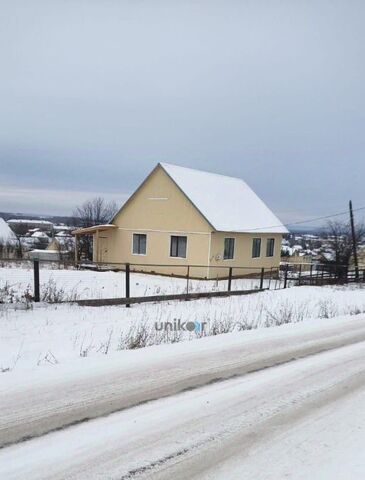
[74,163,288,278]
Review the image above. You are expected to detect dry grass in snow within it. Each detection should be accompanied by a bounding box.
[1,280,365,373]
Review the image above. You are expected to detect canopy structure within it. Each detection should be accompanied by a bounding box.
[72,224,117,235]
[72,224,117,263]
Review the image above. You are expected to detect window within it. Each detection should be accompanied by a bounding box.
[223,238,235,260]
[266,238,275,257]
[132,233,147,255]
[252,238,261,258]
[170,235,187,258]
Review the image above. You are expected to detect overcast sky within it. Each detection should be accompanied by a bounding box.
[1,0,364,225]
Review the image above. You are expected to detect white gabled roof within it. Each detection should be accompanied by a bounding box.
[160,163,288,234]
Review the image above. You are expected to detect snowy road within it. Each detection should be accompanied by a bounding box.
[2,315,365,449]
[1,337,365,479]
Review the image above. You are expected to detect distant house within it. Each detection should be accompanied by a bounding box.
[7,219,53,236]
[73,163,288,278]
[0,218,18,257]
[0,218,17,244]
[47,233,74,258]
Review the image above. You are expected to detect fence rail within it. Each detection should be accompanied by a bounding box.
[76,288,265,307]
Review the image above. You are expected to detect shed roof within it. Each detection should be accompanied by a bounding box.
[72,224,117,235]
[159,163,288,234]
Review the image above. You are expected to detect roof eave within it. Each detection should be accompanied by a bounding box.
[215,227,289,234]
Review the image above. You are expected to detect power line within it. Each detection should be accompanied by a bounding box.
[246,205,365,232]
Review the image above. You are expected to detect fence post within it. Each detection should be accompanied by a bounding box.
[309,264,313,285]
[33,260,40,302]
[74,234,79,267]
[268,267,273,290]
[316,265,320,285]
[260,267,265,290]
[284,264,289,289]
[228,267,232,292]
[125,263,130,308]
[298,264,302,286]
[186,265,190,294]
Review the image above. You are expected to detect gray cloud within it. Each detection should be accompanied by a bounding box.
[1,0,364,223]
[0,184,128,216]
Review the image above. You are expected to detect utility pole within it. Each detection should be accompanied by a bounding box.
[349,200,359,280]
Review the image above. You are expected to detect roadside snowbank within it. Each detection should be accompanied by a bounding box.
[1,284,365,373]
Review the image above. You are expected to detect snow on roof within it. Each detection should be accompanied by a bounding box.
[7,219,53,225]
[54,225,73,231]
[160,163,288,234]
[53,236,74,246]
[0,218,17,243]
[31,231,49,238]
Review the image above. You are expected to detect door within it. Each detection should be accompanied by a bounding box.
[98,237,108,262]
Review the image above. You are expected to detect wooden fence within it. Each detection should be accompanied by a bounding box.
[1,259,364,307]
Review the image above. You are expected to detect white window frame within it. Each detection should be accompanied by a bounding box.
[132,233,147,256]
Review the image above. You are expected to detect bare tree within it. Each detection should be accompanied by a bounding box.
[320,220,365,278]
[73,197,118,228]
[73,197,118,260]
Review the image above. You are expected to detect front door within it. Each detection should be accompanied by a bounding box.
[99,237,108,262]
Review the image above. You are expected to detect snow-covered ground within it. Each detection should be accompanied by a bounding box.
[0,265,282,303]
[1,330,365,479]
[1,280,365,372]
[2,312,365,449]
[1,264,365,478]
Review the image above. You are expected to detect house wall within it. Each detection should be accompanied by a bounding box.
[93,166,213,277]
[92,166,283,279]
[113,166,211,232]
[208,232,283,278]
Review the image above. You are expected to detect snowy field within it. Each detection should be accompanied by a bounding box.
[1,265,365,372]
[0,264,283,303]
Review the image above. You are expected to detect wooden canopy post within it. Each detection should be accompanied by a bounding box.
[74,234,79,265]
[96,229,100,263]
